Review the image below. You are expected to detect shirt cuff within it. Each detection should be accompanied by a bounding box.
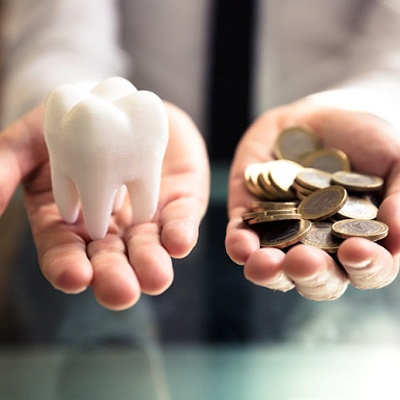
[303,89,400,130]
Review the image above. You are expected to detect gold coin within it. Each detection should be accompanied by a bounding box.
[247,213,302,225]
[291,181,315,198]
[269,159,303,196]
[294,168,333,191]
[242,210,296,221]
[273,126,322,163]
[247,200,299,211]
[298,185,347,221]
[257,162,278,197]
[244,163,266,197]
[259,161,298,200]
[331,171,384,192]
[296,190,312,201]
[331,219,389,241]
[336,195,378,220]
[257,172,286,200]
[242,211,267,221]
[266,209,298,216]
[300,221,343,252]
[260,219,312,249]
[300,148,350,172]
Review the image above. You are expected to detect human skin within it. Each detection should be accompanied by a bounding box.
[226,101,400,300]
[0,102,210,310]
[2,98,399,308]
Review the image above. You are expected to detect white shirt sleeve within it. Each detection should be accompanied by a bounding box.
[0,0,130,127]
[303,0,400,129]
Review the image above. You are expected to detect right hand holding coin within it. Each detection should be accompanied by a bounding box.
[226,101,400,300]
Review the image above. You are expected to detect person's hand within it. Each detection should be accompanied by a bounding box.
[226,100,400,300]
[0,102,210,310]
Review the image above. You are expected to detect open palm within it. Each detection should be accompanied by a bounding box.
[226,101,400,300]
[0,103,210,310]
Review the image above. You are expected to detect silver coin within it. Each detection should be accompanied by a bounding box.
[295,168,332,190]
[300,221,343,252]
[331,171,384,192]
[336,195,378,220]
[274,126,322,163]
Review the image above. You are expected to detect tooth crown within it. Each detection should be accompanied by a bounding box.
[44,77,169,240]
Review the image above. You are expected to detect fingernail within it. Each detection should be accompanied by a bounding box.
[345,259,371,269]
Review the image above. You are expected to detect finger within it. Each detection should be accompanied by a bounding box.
[305,108,400,176]
[87,235,141,310]
[225,217,261,265]
[159,102,210,257]
[160,195,204,258]
[337,238,399,290]
[31,203,94,294]
[244,247,295,291]
[228,111,282,215]
[0,106,47,213]
[379,167,400,255]
[282,244,349,301]
[162,102,210,195]
[126,222,174,295]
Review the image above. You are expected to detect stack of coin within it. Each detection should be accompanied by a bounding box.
[291,168,332,199]
[244,159,302,201]
[273,126,351,172]
[243,126,389,253]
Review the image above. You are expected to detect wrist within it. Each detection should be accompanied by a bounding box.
[301,89,400,129]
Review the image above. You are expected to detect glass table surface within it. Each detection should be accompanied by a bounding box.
[2,165,400,400]
[1,343,399,400]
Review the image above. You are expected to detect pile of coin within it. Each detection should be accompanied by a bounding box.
[243,126,389,253]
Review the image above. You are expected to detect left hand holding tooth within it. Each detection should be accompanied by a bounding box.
[0,91,210,310]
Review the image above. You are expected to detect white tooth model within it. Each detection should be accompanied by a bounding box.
[43,77,169,240]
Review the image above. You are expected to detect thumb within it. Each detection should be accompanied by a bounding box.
[0,105,47,214]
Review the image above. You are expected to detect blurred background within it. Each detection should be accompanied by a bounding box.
[1,1,400,399]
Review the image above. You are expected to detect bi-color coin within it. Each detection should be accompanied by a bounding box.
[273,126,322,163]
[336,195,378,220]
[332,219,389,241]
[300,148,350,172]
[260,219,312,249]
[298,186,347,221]
[331,171,384,192]
[300,221,343,252]
[295,168,332,191]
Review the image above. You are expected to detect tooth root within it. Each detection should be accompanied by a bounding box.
[112,185,127,213]
[126,177,160,224]
[77,179,117,240]
[51,168,80,224]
